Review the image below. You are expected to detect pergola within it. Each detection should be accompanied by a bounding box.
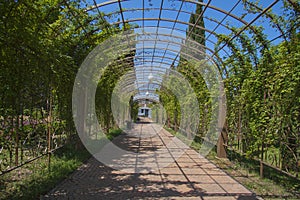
[68,0,299,159]
[69,0,295,103]
[1,0,299,177]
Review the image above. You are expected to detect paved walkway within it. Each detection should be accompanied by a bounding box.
[42,119,256,199]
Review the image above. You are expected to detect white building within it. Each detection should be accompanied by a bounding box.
[138,106,151,118]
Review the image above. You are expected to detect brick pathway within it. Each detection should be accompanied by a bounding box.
[42,120,256,200]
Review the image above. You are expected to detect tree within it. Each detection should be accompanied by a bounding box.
[188,0,205,46]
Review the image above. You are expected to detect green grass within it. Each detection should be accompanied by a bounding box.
[107,128,123,140]
[224,150,300,198]
[165,126,300,199]
[0,143,91,200]
[0,128,123,200]
[202,148,300,199]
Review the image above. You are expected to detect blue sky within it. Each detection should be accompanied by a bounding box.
[83,0,287,97]
[84,0,285,42]
[84,0,286,59]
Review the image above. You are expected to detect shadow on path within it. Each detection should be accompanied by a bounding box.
[42,121,257,200]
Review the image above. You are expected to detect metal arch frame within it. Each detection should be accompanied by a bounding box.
[212,0,280,57]
[62,0,295,98]
[133,24,230,56]
[86,6,245,50]
[85,0,252,44]
[84,0,248,64]
[101,36,224,96]
[81,1,283,69]
[101,40,226,80]
[18,0,297,71]
[85,7,242,55]
[80,9,265,71]
[82,0,288,58]
[133,97,160,103]
[86,0,249,27]
[125,33,226,68]
[119,81,163,93]
[99,37,227,82]
[103,19,229,69]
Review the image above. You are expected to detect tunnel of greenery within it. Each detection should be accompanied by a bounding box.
[0,0,299,199]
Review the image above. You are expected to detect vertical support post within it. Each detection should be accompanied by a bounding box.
[260,160,264,178]
[156,107,158,123]
[162,108,164,124]
[15,115,19,166]
[217,81,227,158]
[217,130,227,158]
[77,86,87,148]
[260,90,267,178]
[21,109,24,163]
[260,137,265,178]
[47,91,52,172]
[174,109,177,132]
